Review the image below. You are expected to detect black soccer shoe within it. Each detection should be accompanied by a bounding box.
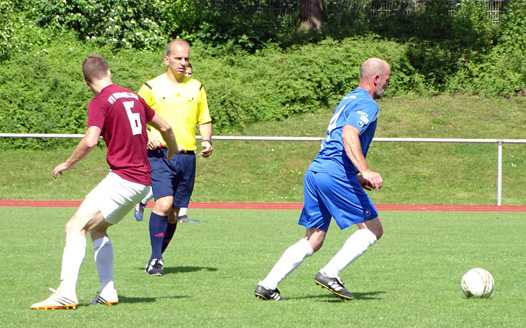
[254,284,281,301]
[314,272,353,300]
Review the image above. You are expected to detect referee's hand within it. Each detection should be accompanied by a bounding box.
[200,140,213,158]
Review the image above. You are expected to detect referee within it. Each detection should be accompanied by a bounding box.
[138,39,213,276]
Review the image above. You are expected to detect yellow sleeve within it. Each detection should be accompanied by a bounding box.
[197,86,212,125]
[138,83,160,139]
[138,84,156,108]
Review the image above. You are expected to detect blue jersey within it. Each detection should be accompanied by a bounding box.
[309,87,379,177]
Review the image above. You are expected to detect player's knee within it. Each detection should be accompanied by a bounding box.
[152,204,171,216]
[375,227,384,240]
[90,228,107,241]
[306,231,326,252]
[311,240,324,252]
[365,218,383,240]
[370,224,383,240]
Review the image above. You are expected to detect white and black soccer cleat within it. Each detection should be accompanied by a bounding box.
[254,284,282,301]
[91,288,119,306]
[314,272,353,300]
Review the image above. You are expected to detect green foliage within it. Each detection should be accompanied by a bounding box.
[199,37,425,132]
[448,0,526,96]
[0,33,92,149]
[452,0,498,51]
[33,0,167,49]
[174,0,298,52]
[0,1,16,60]
[0,35,425,148]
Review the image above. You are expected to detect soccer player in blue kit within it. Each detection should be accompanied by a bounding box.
[255,58,391,301]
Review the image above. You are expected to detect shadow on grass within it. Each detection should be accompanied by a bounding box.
[119,294,190,304]
[164,266,218,274]
[289,290,385,302]
[137,266,218,275]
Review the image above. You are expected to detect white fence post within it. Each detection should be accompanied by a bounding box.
[497,140,503,206]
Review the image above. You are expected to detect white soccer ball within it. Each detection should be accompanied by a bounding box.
[461,268,495,298]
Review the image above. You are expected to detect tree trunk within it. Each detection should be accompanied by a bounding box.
[298,0,324,32]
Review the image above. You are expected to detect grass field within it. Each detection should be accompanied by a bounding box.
[1,207,525,327]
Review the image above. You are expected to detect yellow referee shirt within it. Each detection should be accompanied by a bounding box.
[138,73,211,151]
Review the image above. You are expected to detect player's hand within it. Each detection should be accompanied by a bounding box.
[52,162,71,178]
[200,140,213,158]
[147,137,163,150]
[360,169,383,191]
[356,173,373,191]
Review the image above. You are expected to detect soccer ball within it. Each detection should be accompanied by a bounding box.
[460,268,495,298]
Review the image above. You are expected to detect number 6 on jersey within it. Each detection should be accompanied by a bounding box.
[123,101,142,135]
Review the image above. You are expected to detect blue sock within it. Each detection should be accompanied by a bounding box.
[149,213,168,260]
[161,222,177,255]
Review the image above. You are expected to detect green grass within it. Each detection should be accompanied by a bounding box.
[1,207,525,327]
[0,95,525,204]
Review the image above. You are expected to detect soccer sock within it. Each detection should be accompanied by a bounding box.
[149,212,168,260]
[161,222,177,255]
[93,236,114,292]
[320,228,377,278]
[259,238,314,290]
[178,207,188,217]
[141,188,153,205]
[59,234,86,296]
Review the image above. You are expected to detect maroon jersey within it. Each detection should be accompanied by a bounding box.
[87,84,155,185]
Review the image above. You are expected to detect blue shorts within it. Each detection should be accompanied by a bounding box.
[298,170,378,231]
[148,148,196,208]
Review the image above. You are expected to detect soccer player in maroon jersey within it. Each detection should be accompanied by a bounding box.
[31,54,177,310]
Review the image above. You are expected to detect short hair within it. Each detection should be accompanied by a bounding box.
[164,39,190,56]
[359,58,390,81]
[82,54,110,83]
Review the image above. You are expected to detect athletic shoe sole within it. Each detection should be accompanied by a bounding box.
[91,295,118,306]
[314,279,353,300]
[31,304,77,310]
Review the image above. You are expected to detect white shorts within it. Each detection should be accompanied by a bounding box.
[80,172,150,224]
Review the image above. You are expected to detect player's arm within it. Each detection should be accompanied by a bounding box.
[342,124,382,190]
[52,126,101,177]
[149,113,178,159]
[196,86,213,158]
[198,122,213,158]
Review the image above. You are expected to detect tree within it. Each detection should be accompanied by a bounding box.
[298,0,324,32]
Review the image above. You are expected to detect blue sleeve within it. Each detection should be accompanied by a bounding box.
[344,102,378,134]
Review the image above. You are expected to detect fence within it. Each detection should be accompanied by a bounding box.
[1,133,524,206]
[210,0,510,21]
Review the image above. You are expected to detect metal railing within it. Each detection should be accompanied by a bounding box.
[1,133,525,206]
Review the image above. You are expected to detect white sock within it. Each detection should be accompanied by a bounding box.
[59,234,86,296]
[259,238,314,290]
[141,188,153,204]
[93,236,115,292]
[178,207,188,217]
[321,228,377,278]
